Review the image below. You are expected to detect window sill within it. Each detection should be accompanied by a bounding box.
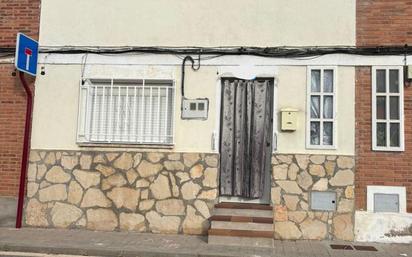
[306,145,337,150]
[77,142,175,150]
[372,147,404,152]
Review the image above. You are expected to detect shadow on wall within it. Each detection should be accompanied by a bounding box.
[0,197,17,227]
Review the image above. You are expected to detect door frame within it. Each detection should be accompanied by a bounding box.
[215,76,278,204]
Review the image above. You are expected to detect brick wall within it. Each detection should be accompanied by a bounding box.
[0,0,40,46]
[356,0,412,212]
[355,67,412,213]
[0,0,40,197]
[357,0,412,47]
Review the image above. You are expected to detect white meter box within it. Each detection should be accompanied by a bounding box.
[181,98,209,120]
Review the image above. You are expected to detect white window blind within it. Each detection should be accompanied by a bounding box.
[306,67,337,149]
[372,67,404,151]
[77,79,175,145]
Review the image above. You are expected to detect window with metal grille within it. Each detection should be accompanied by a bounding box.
[372,67,404,151]
[77,79,175,145]
[306,67,337,149]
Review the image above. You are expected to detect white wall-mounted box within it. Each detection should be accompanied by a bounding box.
[406,65,412,80]
[181,98,209,120]
[281,108,298,131]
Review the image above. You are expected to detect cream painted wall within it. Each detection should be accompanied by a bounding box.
[39,0,355,47]
[31,64,218,153]
[31,59,355,155]
[276,66,355,155]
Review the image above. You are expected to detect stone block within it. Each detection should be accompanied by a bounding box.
[309,164,326,177]
[147,153,164,163]
[203,168,218,188]
[297,171,313,190]
[107,187,140,211]
[190,164,204,179]
[50,202,83,228]
[155,199,185,215]
[87,209,118,231]
[102,173,127,190]
[80,155,92,170]
[95,164,115,177]
[68,180,83,205]
[337,156,355,169]
[333,214,354,241]
[275,221,302,239]
[119,213,146,232]
[146,211,180,234]
[61,155,78,170]
[73,169,101,189]
[277,181,303,194]
[150,174,172,200]
[205,155,218,167]
[25,199,48,227]
[81,188,111,208]
[137,160,163,178]
[181,181,201,200]
[300,218,327,240]
[273,164,288,180]
[39,184,67,202]
[183,153,200,167]
[329,169,354,186]
[113,153,133,170]
[183,205,208,235]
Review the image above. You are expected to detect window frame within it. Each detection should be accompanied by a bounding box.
[76,78,176,146]
[306,66,338,150]
[371,66,404,152]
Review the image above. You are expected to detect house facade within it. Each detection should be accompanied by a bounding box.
[22,0,411,244]
[0,0,40,227]
[354,0,412,243]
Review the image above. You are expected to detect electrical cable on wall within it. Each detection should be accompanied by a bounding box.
[3,45,412,58]
[181,54,200,98]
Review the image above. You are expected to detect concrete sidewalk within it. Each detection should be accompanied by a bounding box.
[0,228,410,257]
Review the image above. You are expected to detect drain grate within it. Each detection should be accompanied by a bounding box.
[330,244,379,252]
[330,244,354,250]
[354,245,378,251]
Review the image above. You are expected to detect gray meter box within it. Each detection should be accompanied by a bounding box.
[181,98,209,120]
[374,193,400,213]
[310,191,336,211]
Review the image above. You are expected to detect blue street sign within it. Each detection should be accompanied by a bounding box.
[15,33,39,76]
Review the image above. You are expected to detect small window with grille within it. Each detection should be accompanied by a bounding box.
[77,79,175,145]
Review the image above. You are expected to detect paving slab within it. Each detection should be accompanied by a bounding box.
[0,198,17,228]
[0,228,410,257]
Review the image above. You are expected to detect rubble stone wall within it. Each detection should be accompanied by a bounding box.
[271,154,355,241]
[24,150,219,235]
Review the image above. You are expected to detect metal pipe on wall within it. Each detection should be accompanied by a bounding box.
[15,71,34,228]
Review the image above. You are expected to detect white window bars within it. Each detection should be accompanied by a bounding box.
[77,79,175,145]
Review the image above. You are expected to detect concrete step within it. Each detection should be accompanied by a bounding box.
[208,228,273,238]
[208,235,274,248]
[213,207,272,218]
[210,215,273,223]
[211,220,273,231]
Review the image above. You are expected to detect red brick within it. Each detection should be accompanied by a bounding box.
[0,0,40,197]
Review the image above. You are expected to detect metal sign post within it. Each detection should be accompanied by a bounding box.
[14,33,38,228]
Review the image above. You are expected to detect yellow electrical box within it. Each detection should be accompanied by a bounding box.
[281,108,298,131]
